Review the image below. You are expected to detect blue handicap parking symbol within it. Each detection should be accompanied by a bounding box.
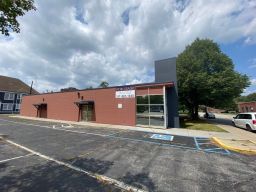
[150,134,174,141]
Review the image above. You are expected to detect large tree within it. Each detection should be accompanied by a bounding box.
[99,81,109,88]
[177,38,250,119]
[0,0,36,36]
[235,92,256,102]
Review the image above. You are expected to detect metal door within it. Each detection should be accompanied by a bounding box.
[81,104,94,121]
[39,105,47,118]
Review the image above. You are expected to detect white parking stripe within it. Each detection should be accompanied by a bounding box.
[0,153,34,163]
[5,139,145,192]
[0,119,108,137]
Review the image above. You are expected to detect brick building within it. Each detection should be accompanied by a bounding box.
[238,101,256,113]
[20,58,180,128]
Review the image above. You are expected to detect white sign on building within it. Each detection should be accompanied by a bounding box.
[115,90,135,98]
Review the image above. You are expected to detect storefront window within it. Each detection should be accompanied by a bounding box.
[136,116,150,126]
[137,105,149,114]
[149,105,164,115]
[136,94,164,127]
[137,95,149,104]
[150,95,163,104]
[149,116,164,127]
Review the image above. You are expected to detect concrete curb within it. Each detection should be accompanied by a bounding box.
[211,137,256,155]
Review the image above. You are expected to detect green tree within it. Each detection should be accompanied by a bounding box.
[236,92,256,102]
[85,86,93,90]
[99,81,109,88]
[0,0,36,36]
[177,38,250,119]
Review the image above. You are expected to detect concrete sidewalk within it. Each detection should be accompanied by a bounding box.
[211,123,256,154]
[214,124,256,142]
[212,137,256,155]
[11,115,230,138]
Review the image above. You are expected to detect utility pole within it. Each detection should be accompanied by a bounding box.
[29,81,33,95]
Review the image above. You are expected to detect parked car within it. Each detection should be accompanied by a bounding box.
[232,112,256,131]
[204,112,216,119]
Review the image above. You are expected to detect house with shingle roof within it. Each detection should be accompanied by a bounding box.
[0,75,38,114]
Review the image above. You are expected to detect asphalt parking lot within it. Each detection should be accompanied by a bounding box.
[0,115,256,192]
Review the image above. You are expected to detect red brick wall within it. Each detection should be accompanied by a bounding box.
[136,87,163,95]
[238,102,256,112]
[20,87,136,126]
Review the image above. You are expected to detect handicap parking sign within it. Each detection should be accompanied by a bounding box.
[150,134,174,141]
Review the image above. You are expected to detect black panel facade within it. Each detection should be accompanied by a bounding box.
[155,58,180,128]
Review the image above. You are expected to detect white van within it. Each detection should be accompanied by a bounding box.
[232,112,256,131]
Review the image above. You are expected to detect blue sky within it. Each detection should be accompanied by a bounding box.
[0,0,255,95]
[220,40,256,95]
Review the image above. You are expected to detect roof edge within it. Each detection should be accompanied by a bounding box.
[23,81,174,97]
[154,57,177,62]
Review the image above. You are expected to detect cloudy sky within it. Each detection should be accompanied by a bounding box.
[0,0,256,94]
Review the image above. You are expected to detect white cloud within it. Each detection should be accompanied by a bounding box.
[249,58,256,68]
[0,0,256,92]
[243,78,256,95]
[251,78,256,85]
[242,88,256,96]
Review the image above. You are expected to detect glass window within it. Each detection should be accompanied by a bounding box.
[149,116,164,127]
[19,93,27,102]
[2,104,7,110]
[17,94,21,99]
[244,114,252,119]
[4,93,15,100]
[2,103,13,110]
[136,94,165,127]
[238,114,244,119]
[150,105,164,115]
[4,93,8,100]
[8,103,13,110]
[16,104,20,110]
[238,114,252,119]
[136,116,150,126]
[136,105,149,115]
[150,95,163,104]
[136,95,149,104]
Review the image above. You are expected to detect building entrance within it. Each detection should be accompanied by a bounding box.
[81,104,94,121]
[33,103,47,118]
[136,93,165,128]
[39,104,47,118]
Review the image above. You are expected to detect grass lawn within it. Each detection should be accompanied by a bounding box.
[180,119,227,132]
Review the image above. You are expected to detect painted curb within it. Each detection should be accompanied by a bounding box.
[211,137,256,155]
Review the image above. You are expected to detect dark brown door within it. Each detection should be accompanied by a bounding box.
[81,104,94,121]
[39,105,47,118]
